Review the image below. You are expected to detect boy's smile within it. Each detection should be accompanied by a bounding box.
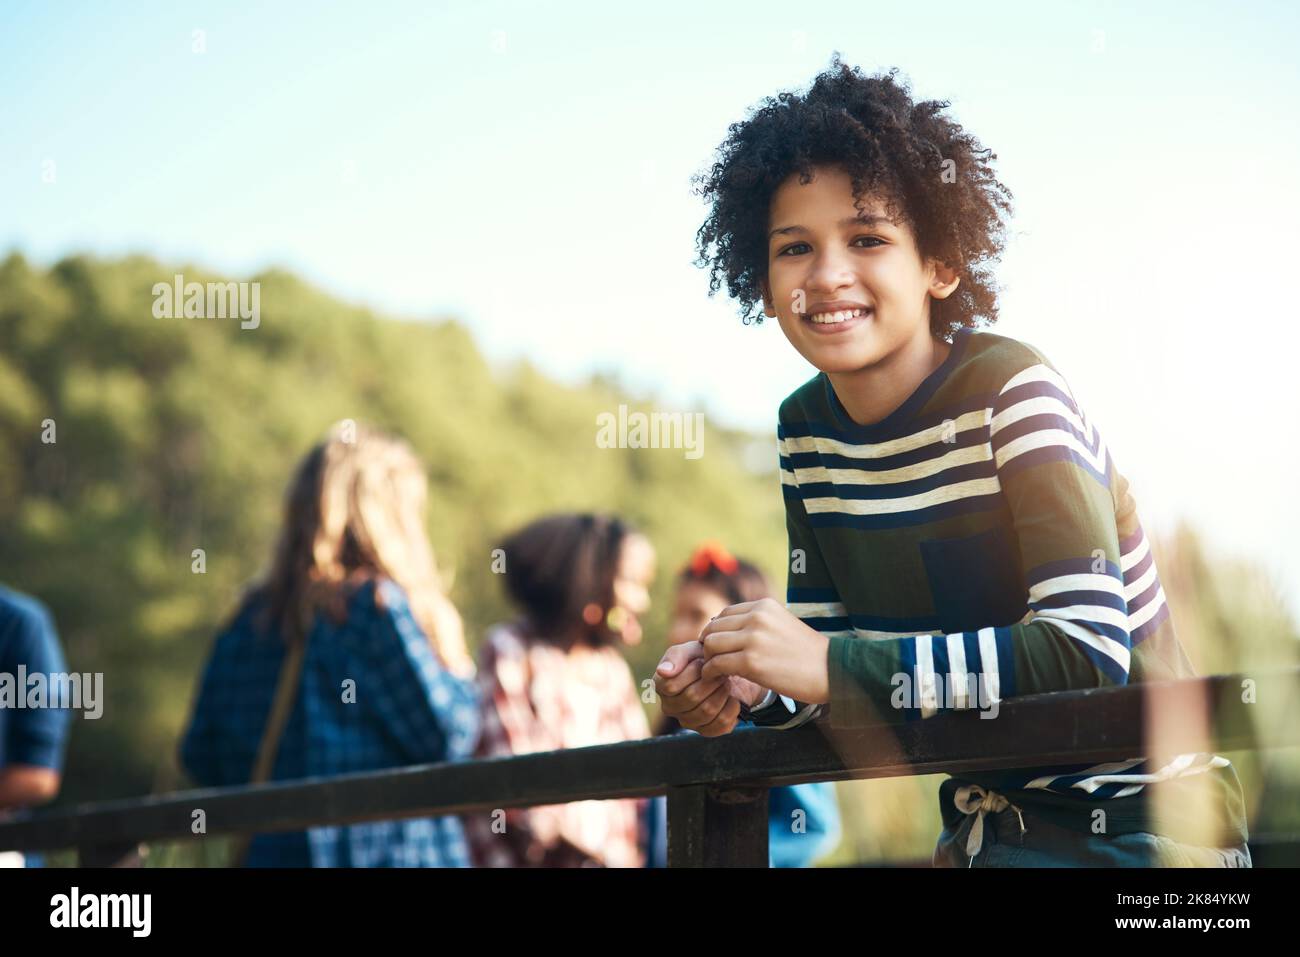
[759,165,961,423]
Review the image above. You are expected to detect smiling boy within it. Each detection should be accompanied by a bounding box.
[655,57,1250,867]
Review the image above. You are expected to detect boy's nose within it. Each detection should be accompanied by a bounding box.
[804,249,858,293]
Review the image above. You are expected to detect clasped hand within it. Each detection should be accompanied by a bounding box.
[652,598,831,737]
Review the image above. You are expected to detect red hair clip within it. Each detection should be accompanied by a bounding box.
[687,540,739,577]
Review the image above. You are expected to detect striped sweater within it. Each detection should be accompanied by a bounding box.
[751,327,1248,846]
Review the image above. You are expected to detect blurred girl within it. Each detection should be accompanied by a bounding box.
[465,513,653,867]
[180,422,479,866]
[644,541,842,867]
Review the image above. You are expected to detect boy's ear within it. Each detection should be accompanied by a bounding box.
[929,261,961,301]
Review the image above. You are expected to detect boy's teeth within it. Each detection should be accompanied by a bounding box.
[808,308,867,324]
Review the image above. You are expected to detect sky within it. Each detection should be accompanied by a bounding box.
[3,0,1299,611]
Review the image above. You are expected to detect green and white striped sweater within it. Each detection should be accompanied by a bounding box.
[750,327,1248,846]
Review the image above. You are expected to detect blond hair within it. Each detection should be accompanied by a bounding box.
[257,422,465,666]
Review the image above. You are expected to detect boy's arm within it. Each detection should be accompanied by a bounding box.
[826,362,1131,728]
[739,426,847,730]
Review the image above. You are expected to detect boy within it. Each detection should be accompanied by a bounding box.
[655,56,1250,867]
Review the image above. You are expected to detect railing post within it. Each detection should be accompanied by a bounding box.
[667,784,769,867]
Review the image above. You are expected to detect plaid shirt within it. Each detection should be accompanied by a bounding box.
[180,578,480,867]
[464,622,650,867]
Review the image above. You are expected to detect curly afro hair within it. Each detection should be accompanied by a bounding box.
[692,54,1013,340]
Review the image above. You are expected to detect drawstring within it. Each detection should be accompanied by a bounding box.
[953,785,1026,867]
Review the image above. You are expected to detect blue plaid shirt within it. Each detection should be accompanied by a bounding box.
[180,578,481,867]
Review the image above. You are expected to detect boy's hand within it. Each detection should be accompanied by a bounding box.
[698,598,831,704]
[654,641,760,736]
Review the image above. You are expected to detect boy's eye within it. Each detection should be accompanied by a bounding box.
[776,236,885,257]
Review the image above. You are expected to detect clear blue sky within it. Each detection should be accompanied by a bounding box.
[3,0,1299,609]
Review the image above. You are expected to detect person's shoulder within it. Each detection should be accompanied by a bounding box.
[476,622,531,692]
[364,576,407,617]
[207,587,273,655]
[480,621,529,660]
[957,327,1062,391]
[0,584,56,640]
[327,575,419,628]
[778,371,828,428]
[351,577,426,648]
[596,641,638,676]
[0,585,64,674]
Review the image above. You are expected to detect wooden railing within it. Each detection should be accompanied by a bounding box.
[1,670,1296,866]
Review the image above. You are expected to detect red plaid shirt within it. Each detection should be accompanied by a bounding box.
[464,622,650,867]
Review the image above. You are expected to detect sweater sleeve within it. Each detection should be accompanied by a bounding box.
[741,423,841,730]
[825,360,1132,729]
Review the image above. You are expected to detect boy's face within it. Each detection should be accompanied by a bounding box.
[760,165,958,373]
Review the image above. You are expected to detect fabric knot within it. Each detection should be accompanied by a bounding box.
[952,785,1026,866]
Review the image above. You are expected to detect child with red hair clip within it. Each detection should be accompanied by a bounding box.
[642,542,841,867]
